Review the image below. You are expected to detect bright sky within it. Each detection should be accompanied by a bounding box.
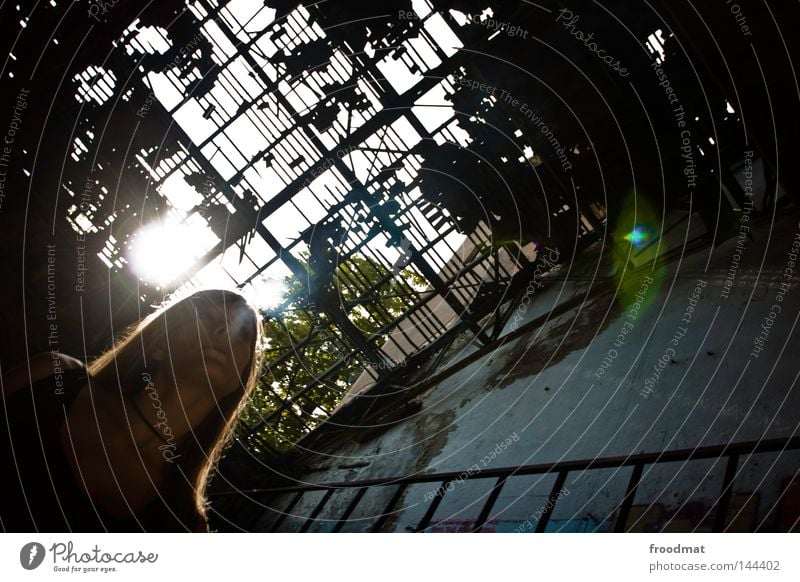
[113,0,473,307]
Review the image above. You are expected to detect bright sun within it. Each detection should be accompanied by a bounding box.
[242,275,288,309]
[128,215,218,286]
[129,214,290,308]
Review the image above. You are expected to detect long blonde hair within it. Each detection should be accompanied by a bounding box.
[88,289,262,531]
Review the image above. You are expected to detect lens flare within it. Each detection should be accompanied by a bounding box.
[624,225,652,250]
[612,191,665,317]
[128,214,218,286]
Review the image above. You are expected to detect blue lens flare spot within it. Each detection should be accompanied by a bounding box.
[624,225,652,250]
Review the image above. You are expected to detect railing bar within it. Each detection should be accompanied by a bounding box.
[371,483,408,532]
[473,475,508,533]
[212,436,800,498]
[332,487,368,533]
[614,463,645,532]
[712,454,739,532]
[243,493,276,531]
[271,490,305,532]
[535,471,568,533]
[299,489,335,533]
[415,479,452,532]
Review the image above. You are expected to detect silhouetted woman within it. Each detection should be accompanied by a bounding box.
[1,289,262,532]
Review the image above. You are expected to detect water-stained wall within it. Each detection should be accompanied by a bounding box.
[254,209,800,532]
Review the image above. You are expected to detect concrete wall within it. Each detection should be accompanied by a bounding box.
[255,210,800,532]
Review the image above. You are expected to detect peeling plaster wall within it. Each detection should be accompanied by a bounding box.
[257,211,800,532]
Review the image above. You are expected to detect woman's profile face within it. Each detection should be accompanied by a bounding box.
[168,294,257,399]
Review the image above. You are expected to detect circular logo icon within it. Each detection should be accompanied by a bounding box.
[20,542,46,570]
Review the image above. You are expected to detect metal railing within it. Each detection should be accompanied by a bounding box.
[210,435,800,532]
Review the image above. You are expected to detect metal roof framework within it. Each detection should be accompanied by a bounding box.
[62,1,606,454]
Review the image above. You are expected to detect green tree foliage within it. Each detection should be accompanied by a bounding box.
[237,253,426,456]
